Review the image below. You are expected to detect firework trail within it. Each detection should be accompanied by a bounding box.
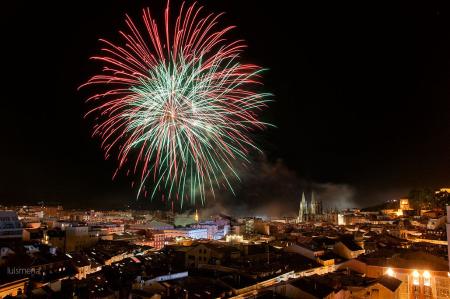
[81,1,271,206]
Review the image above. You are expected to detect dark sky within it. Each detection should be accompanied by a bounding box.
[1,0,449,210]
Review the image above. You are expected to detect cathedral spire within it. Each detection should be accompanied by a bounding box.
[297,192,306,223]
[194,209,199,223]
[310,191,317,215]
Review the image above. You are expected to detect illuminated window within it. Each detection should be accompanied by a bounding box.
[412,270,420,286]
[423,271,431,286]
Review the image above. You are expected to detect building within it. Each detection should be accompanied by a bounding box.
[194,209,199,223]
[163,228,208,240]
[285,243,325,260]
[88,223,124,236]
[192,222,218,240]
[225,234,244,243]
[399,198,410,210]
[310,192,317,215]
[436,188,450,194]
[297,192,323,223]
[447,205,450,272]
[285,277,338,299]
[297,192,307,223]
[128,220,174,231]
[22,228,44,242]
[183,243,240,268]
[0,211,22,240]
[0,278,28,298]
[45,224,97,252]
[134,230,165,249]
[284,273,402,299]
[67,252,102,280]
[427,215,446,230]
[245,218,255,235]
[87,241,136,266]
[65,225,97,252]
[344,250,450,299]
[333,237,365,259]
[253,220,271,235]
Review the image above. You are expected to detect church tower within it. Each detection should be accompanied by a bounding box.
[297,192,307,223]
[310,191,317,215]
[194,209,199,223]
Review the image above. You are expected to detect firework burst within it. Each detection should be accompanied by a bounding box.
[81,1,271,206]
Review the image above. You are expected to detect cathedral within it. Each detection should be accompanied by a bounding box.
[296,191,323,223]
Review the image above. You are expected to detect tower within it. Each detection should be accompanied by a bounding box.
[310,191,317,215]
[318,200,323,215]
[194,209,199,223]
[297,192,307,223]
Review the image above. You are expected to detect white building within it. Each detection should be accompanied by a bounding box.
[164,228,208,240]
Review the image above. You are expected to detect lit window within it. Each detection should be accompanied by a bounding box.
[412,270,420,286]
[423,271,431,286]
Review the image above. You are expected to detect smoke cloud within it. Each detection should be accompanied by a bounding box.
[199,156,357,218]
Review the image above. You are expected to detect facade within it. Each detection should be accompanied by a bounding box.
[427,216,446,230]
[45,225,97,252]
[333,239,365,259]
[297,192,323,223]
[146,230,165,250]
[163,228,208,240]
[134,230,166,249]
[89,223,124,236]
[399,198,411,210]
[285,275,402,299]
[344,251,450,299]
[22,228,44,242]
[0,211,22,240]
[65,225,97,252]
[192,222,218,240]
[253,220,271,235]
[184,243,240,268]
[310,192,317,215]
[129,220,174,231]
[0,278,28,298]
[226,234,244,243]
[245,218,255,235]
[447,205,450,272]
[298,192,307,223]
[285,243,325,260]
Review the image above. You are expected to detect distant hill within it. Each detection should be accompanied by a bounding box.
[361,201,396,212]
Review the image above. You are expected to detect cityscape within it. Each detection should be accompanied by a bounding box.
[2,0,450,299]
[0,190,449,298]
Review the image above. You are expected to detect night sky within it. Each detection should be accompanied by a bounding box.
[1,0,449,211]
